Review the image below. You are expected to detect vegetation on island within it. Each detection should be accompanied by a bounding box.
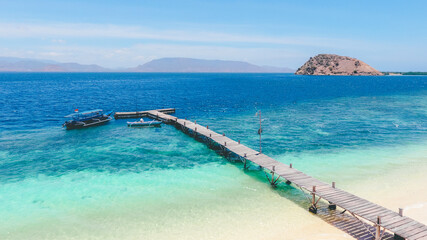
[382,72,427,75]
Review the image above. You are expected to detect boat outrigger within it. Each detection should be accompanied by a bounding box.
[63,109,113,130]
[127,118,162,127]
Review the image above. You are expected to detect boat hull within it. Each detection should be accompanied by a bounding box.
[127,121,162,127]
[65,116,112,130]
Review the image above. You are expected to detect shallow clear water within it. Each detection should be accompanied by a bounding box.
[0,73,426,239]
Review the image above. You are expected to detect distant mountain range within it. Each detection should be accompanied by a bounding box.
[0,57,294,73]
[0,57,108,72]
[129,58,294,73]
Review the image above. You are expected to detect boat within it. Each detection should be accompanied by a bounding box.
[127,119,162,127]
[63,109,113,130]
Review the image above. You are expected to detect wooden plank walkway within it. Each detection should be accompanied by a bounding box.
[114,108,175,119]
[142,109,427,240]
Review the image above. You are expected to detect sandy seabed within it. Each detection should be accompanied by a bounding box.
[1,142,426,240]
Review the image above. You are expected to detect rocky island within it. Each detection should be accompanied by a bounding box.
[295,54,383,76]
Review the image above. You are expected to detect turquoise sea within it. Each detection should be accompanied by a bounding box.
[0,73,426,239]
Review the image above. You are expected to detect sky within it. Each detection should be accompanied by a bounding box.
[0,0,426,71]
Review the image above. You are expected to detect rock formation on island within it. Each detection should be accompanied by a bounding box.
[295,54,383,76]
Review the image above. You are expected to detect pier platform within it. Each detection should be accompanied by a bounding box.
[114,108,175,119]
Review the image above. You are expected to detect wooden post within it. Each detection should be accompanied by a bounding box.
[258,110,262,154]
[312,193,316,205]
[312,186,316,205]
[399,208,403,217]
[329,184,337,209]
[309,186,317,214]
[270,169,275,185]
[328,183,336,210]
[375,216,381,240]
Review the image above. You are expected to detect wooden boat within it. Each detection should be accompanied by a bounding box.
[63,109,113,130]
[127,119,162,127]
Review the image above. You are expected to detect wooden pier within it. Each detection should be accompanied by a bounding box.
[114,108,175,119]
[124,109,427,240]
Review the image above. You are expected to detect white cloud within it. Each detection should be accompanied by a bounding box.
[0,43,307,68]
[0,22,359,48]
[51,39,66,44]
[0,22,364,68]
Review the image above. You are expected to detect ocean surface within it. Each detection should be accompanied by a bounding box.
[0,73,426,239]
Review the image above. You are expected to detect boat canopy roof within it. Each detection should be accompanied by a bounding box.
[65,109,103,118]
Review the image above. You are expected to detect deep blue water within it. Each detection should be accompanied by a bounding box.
[0,73,426,183]
[1,73,425,131]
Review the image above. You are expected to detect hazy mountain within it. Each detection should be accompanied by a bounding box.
[129,58,294,73]
[0,56,294,73]
[0,57,107,72]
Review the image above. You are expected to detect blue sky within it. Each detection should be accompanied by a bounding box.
[0,0,426,70]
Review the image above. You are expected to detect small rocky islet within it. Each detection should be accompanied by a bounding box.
[295,54,383,76]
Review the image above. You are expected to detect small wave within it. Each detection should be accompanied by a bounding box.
[244,186,257,191]
[314,129,330,136]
